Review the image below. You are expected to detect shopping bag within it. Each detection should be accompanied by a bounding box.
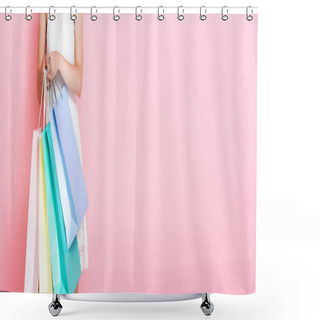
[24,130,40,293]
[51,85,88,249]
[49,108,79,250]
[38,134,53,293]
[38,70,53,293]
[42,121,81,294]
[25,68,53,293]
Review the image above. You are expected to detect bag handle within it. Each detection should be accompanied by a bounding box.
[37,68,48,130]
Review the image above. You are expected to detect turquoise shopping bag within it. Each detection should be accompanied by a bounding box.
[42,122,81,294]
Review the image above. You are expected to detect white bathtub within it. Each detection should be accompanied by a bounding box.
[60,293,201,302]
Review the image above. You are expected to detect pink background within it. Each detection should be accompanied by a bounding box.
[0,13,257,294]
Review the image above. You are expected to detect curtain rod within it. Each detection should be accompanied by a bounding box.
[0,6,259,14]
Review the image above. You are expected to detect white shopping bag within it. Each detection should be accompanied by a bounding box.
[24,130,40,293]
[25,69,53,293]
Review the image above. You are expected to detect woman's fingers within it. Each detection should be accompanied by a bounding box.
[49,52,57,78]
[46,60,51,89]
[48,55,52,77]
[45,54,49,69]
[41,56,46,74]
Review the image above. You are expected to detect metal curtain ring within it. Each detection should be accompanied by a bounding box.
[246,6,253,21]
[4,6,12,21]
[90,6,97,21]
[49,6,56,21]
[113,6,120,21]
[200,6,207,21]
[70,6,77,21]
[221,6,228,21]
[177,6,184,21]
[25,6,32,21]
[157,6,165,21]
[135,6,142,21]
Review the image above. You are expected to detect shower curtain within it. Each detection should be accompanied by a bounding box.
[0,12,257,295]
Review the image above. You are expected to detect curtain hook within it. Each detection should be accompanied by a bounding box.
[221,6,228,21]
[177,6,184,21]
[90,6,97,21]
[200,6,207,21]
[49,6,56,21]
[135,6,142,21]
[157,6,165,21]
[70,6,77,21]
[25,6,32,21]
[246,6,254,21]
[4,6,12,21]
[113,6,120,21]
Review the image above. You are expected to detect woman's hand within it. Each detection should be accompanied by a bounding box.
[40,54,49,89]
[41,54,49,75]
[48,51,62,87]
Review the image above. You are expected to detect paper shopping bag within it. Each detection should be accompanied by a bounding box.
[52,86,88,249]
[49,108,79,250]
[38,135,53,293]
[24,130,40,293]
[25,68,53,293]
[42,122,81,294]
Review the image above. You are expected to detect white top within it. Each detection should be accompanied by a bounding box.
[46,13,75,93]
[47,14,75,67]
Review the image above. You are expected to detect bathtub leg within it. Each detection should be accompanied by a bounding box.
[200,293,214,316]
[48,294,63,317]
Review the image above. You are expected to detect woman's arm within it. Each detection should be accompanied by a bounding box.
[37,13,48,103]
[48,14,83,97]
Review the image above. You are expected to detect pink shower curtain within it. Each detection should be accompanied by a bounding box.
[0,13,257,294]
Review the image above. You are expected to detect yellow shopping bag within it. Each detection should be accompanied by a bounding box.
[38,135,53,293]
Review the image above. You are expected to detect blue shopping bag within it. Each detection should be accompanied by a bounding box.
[49,108,79,251]
[42,122,81,294]
[51,86,88,249]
